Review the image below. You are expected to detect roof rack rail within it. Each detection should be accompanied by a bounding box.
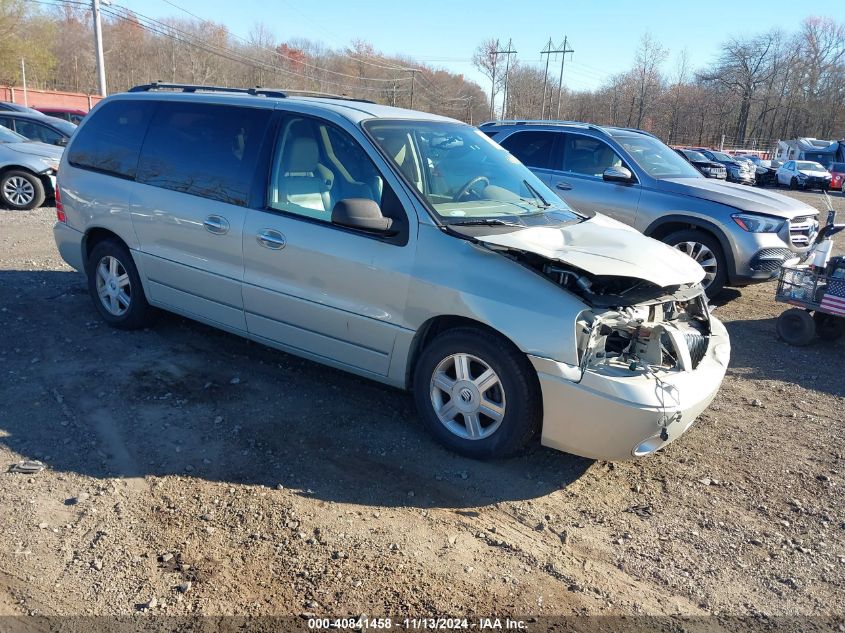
[280,89,375,104]
[479,119,596,129]
[128,82,288,99]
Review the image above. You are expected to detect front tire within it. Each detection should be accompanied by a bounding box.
[412,327,542,459]
[0,170,45,210]
[790,177,798,190]
[663,229,727,299]
[86,239,154,330]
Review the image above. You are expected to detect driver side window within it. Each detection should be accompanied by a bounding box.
[268,116,385,222]
[561,134,625,177]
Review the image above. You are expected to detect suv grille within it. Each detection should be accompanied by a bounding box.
[789,216,818,248]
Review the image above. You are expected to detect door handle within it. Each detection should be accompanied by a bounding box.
[203,215,230,235]
[556,182,572,191]
[256,229,286,250]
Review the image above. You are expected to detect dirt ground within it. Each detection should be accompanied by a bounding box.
[0,189,843,622]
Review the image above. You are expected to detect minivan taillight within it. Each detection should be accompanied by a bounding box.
[55,176,66,223]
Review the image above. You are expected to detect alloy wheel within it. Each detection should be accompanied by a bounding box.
[429,353,506,441]
[95,255,132,316]
[3,176,35,207]
[674,241,718,289]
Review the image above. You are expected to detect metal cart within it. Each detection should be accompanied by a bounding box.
[775,265,845,345]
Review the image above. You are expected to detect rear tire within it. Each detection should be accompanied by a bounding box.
[0,170,45,210]
[814,312,845,341]
[777,308,815,346]
[412,327,542,459]
[86,239,155,330]
[663,229,727,299]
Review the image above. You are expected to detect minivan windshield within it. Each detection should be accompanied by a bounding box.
[0,125,27,143]
[612,134,702,179]
[363,120,580,224]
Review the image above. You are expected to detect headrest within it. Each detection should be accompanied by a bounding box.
[286,136,319,173]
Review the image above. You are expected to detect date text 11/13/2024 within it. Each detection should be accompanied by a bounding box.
[307,618,528,630]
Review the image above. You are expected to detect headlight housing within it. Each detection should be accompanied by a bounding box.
[731,212,785,233]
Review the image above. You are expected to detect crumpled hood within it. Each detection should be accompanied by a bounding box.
[6,141,63,160]
[475,213,705,288]
[798,169,831,178]
[658,177,818,219]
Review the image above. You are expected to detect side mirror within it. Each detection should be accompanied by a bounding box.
[602,166,633,183]
[56,137,68,147]
[331,198,394,234]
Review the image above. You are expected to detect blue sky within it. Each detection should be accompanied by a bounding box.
[118,0,827,92]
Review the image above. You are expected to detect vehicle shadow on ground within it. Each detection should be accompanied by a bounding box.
[0,270,592,509]
[724,316,845,398]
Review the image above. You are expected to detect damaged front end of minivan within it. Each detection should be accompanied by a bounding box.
[474,219,731,460]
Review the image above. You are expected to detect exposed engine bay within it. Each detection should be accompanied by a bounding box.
[500,249,712,376]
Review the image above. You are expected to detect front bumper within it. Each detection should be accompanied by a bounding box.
[530,316,730,461]
[53,221,85,272]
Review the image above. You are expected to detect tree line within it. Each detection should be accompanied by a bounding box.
[477,18,845,151]
[2,1,843,151]
[0,0,489,122]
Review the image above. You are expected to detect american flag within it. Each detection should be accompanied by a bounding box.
[820,277,845,316]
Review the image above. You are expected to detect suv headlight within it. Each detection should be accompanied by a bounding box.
[731,213,785,233]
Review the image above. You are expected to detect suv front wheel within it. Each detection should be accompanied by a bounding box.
[663,229,727,299]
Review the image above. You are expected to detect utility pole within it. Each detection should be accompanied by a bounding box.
[555,36,574,119]
[540,39,553,120]
[541,38,571,120]
[466,96,473,125]
[92,0,107,97]
[499,38,516,120]
[489,39,499,121]
[408,68,419,109]
[20,58,27,106]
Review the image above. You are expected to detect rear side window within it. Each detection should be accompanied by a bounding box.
[499,131,556,169]
[831,163,845,171]
[68,100,154,178]
[136,102,271,206]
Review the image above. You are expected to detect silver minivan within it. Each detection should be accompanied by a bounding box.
[53,84,730,460]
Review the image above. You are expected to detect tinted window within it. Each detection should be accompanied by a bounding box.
[499,131,556,169]
[68,100,154,178]
[562,134,627,177]
[137,102,271,206]
[832,163,845,172]
[15,120,63,144]
[0,116,13,131]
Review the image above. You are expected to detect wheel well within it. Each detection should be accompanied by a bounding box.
[646,220,707,242]
[82,228,128,272]
[0,165,45,185]
[645,217,735,274]
[405,315,519,389]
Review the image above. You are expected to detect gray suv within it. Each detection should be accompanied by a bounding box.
[483,121,819,297]
[54,84,730,461]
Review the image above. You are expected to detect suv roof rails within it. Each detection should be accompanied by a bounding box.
[128,82,288,99]
[479,119,601,131]
[279,89,375,104]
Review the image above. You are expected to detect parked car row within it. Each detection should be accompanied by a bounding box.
[0,100,87,124]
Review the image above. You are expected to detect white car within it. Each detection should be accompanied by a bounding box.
[776,160,832,191]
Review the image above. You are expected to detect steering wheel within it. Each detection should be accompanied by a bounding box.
[453,176,489,201]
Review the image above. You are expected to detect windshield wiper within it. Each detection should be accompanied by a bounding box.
[449,218,524,227]
[521,180,551,209]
